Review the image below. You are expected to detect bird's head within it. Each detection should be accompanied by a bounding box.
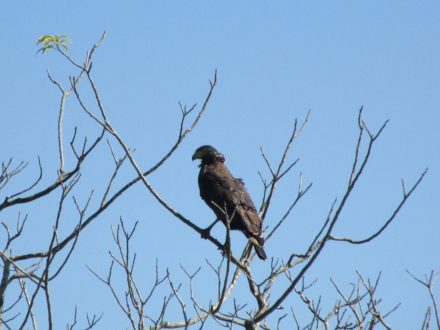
[192,145,225,165]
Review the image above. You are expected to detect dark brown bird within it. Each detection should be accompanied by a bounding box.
[192,145,267,260]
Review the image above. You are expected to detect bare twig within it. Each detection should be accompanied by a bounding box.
[407,269,440,329]
[330,168,428,244]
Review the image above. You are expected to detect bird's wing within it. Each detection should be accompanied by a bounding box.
[201,168,242,208]
[203,165,262,238]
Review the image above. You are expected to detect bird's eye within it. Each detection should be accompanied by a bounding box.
[216,153,225,162]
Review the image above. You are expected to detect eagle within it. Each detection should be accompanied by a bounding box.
[192,145,267,260]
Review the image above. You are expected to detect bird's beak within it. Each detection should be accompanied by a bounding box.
[192,149,206,161]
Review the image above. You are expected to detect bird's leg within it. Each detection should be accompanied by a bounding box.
[220,226,232,258]
[219,244,231,258]
[200,219,220,239]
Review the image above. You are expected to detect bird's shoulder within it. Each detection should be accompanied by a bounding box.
[200,162,236,189]
[201,164,257,208]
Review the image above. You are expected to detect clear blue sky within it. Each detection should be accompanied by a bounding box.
[1,1,439,329]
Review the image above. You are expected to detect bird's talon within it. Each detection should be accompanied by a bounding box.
[200,228,211,239]
[219,244,230,257]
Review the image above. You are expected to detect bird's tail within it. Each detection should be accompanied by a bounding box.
[250,236,267,260]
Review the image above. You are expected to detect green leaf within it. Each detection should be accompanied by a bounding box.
[36,35,52,44]
[35,34,71,54]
